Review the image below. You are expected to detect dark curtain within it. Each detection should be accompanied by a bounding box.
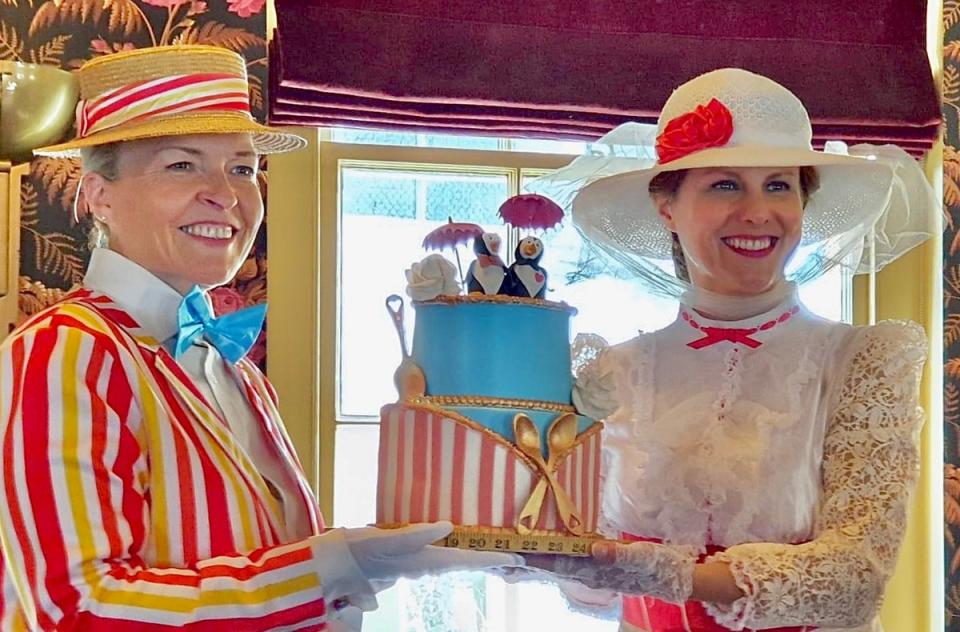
[270,0,939,155]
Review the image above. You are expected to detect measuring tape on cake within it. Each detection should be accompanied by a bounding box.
[441,525,601,556]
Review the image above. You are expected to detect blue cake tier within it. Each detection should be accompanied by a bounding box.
[411,296,576,404]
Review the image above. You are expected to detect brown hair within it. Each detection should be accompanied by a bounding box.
[648,167,821,282]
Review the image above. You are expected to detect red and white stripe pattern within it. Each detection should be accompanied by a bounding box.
[377,403,601,533]
[76,73,251,138]
[0,291,330,630]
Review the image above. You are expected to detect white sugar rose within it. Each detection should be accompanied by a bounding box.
[405,254,460,301]
[571,333,619,420]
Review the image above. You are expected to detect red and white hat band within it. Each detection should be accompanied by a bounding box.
[76,72,251,138]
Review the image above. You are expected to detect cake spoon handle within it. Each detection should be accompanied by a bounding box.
[513,413,584,536]
[385,294,426,399]
[385,294,410,358]
[548,473,584,536]
[514,413,549,534]
[516,469,584,537]
[516,478,549,535]
[545,414,585,536]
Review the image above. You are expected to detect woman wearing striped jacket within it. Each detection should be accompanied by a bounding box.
[0,45,519,631]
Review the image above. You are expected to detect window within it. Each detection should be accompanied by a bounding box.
[332,128,588,155]
[338,164,512,420]
[323,131,851,630]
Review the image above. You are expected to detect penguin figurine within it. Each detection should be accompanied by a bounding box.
[508,236,547,299]
[465,232,508,295]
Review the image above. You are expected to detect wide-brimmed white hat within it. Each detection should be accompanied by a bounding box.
[530,68,938,294]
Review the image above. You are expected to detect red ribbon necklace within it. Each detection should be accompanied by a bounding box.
[682,305,799,350]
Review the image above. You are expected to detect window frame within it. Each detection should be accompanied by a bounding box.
[269,130,574,515]
[264,129,939,632]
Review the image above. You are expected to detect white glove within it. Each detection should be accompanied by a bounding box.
[525,540,697,604]
[344,521,524,583]
[313,522,523,622]
[325,605,363,632]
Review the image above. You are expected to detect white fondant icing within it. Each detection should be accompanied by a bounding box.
[400,407,416,524]
[439,417,455,519]
[462,429,481,524]
[483,232,503,254]
[469,260,506,295]
[514,263,545,297]
[406,254,460,300]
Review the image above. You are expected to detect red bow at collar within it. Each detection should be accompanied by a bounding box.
[682,305,799,350]
[687,327,763,350]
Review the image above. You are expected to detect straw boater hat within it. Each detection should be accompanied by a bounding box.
[34,44,305,157]
[532,68,937,292]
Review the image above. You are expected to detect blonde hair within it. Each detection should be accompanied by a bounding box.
[79,143,122,249]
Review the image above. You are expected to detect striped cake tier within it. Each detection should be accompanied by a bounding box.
[377,402,602,534]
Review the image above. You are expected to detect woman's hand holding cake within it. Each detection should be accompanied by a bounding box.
[524,540,697,604]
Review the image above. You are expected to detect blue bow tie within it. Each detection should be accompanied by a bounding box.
[173,286,267,364]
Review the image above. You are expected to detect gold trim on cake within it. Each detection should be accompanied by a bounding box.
[413,293,578,314]
[408,394,576,413]
[394,400,603,474]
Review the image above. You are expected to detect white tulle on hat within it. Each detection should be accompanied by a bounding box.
[527,68,940,297]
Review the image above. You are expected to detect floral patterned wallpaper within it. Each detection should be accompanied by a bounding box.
[2,0,269,366]
[947,2,960,628]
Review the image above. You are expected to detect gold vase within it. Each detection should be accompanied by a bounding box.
[0,61,79,162]
[0,62,78,340]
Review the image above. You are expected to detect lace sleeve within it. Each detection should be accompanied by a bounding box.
[571,333,619,420]
[555,579,622,621]
[702,320,927,629]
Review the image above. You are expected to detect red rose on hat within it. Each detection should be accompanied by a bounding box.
[655,98,734,165]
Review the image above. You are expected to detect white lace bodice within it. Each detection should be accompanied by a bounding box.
[574,296,926,630]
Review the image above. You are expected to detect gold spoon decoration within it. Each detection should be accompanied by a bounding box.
[514,412,584,536]
[385,295,426,399]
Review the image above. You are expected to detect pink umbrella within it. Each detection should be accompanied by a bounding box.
[421,217,484,285]
[422,218,484,250]
[498,194,564,231]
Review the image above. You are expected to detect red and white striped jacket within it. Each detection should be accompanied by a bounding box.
[0,289,330,630]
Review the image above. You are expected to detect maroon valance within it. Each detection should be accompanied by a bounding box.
[270,0,940,155]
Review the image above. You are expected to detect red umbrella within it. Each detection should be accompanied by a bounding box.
[498,194,564,231]
[420,217,484,287]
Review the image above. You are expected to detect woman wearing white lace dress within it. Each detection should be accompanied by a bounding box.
[526,68,939,631]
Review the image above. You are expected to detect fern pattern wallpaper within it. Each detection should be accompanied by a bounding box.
[2,0,270,365]
[948,2,960,627]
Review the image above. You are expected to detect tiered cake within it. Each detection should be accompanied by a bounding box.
[376,196,603,550]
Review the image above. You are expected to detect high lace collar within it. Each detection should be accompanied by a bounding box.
[680,281,798,324]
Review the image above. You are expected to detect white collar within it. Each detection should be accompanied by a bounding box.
[680,280,798,322]
[83,247,197,342]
